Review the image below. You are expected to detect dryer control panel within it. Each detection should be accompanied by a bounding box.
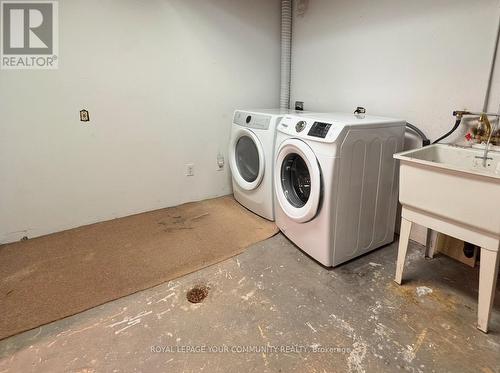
[233,111,272,130]
[278,116,344,143]
[308,122,332,138]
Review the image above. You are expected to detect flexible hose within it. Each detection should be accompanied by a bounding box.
[432,119,462,144]
[280,0,292,110]
[405,123,430,146]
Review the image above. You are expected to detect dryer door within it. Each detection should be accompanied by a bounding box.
[275,139,321,223]
[230,128,265,191]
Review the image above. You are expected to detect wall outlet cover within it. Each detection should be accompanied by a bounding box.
[217,153,225,170]
[80,109,90,122]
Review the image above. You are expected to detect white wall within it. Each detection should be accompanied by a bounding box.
[291,0,500,243]
[0,0,281,243]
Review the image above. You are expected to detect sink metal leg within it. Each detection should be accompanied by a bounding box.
[395,218,413,285]
[477,247,499,333]
[425,229,438,259]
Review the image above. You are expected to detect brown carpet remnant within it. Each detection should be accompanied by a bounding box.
[0,196,278,340]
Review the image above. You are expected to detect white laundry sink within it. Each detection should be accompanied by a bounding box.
[394,144,500,333]
[394,144,500,236]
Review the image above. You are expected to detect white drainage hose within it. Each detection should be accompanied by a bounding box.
[280,0,292,110]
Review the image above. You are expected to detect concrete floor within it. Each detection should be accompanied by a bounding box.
[0,233,499,373]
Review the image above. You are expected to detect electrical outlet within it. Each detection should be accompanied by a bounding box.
[216,153,225,171]
[186,163,194,176]
[80,109,90,122]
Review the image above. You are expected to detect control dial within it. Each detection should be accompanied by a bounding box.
[295,121,306,132]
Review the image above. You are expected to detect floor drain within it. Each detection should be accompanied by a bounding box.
[186,285,209,303]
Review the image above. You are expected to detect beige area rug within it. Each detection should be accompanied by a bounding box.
[0,196,278,340]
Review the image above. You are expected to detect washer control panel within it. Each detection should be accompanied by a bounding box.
[233,111,272,130]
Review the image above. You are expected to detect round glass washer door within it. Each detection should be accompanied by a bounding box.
[229,128,265,191]
[275,139,321,223]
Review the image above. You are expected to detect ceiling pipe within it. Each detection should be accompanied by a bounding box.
[482,15,500,112]
[280,0,292,110]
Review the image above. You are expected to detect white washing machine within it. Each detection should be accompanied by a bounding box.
[229,109,312,221]
[274,112,406,266]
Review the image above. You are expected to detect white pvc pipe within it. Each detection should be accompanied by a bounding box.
[280,0,292,110]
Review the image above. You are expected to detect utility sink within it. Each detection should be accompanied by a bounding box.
[394,144,500,333]
[394,144,500,236]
